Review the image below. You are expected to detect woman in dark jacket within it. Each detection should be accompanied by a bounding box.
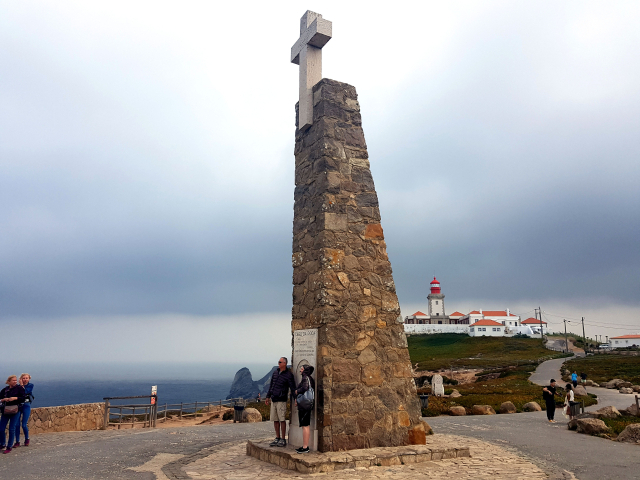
[0,375,26,454]
[294,365,315,454]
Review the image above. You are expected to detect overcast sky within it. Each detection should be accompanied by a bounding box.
[1,1,639,371]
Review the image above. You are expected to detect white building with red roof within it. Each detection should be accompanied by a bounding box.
[521,317,548,334]
[404,277,469,326]
[459,309,521,327]
[469,319,506,337]
[610,335,640,349]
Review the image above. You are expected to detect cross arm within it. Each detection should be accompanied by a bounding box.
[291,18,332,65]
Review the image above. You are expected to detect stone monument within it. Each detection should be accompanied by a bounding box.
[289,10,427,452]
[431,374,445,397]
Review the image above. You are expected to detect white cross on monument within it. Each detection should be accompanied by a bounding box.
[291,11,332,131]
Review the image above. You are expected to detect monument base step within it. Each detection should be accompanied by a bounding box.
[246,439,470,474]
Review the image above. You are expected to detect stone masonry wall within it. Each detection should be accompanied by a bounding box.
[292,79,426,452]
[27,403,105,434]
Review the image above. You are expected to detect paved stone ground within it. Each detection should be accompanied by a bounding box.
[0,422,273,479]
[182,435,551,479]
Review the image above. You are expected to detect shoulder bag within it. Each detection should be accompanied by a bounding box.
[3,404,18,415]
[296,378,315,410]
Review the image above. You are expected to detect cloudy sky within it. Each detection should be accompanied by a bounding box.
[1,1,639,373]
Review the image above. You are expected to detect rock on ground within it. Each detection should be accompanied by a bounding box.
[449,389,462,398]
[568,413,597,430]
[241,408,263,423]
[616,424,640,444]
[594,406,621,419]
[575,418,611,436]
[471,405,496,415]
[619,387,634,394]
[449,406,466,416]
[573,385,588,396]
[622,403,640,416]
[499,402,517,414]
[523,402,542,412]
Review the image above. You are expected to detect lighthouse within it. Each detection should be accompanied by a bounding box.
[428,276,446,320]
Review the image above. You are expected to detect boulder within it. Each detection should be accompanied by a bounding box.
[449,389,462,398]
[632,385,640,393]
[619,381,633,388]
[616,424,640,444]
[591,382,600,387]
[584,380,594,386]
[241,408,263,423]
[619,387,634,394]
[606,379,625,389]
[422,419,434,436]
[499,401,517,414]
[594,406,621,419]
[573,385,588,396]
[568,413,597,430]
[471,405,496,415]
[563,369,571,376]
[623,403,640,416]
[449,406,466,416]
[523,402,542,412]
[575,418,611,436]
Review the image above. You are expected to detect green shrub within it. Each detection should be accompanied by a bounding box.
[222,410,234,421]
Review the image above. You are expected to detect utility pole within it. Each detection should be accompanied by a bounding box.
[564,319,568,353]
[582,317,586,353]
[537,307,543,341]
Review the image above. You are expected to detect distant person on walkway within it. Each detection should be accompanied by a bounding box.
[564,384,576,420]
[0,375,26,453]
[571,371,578,388]
[542,379,559,423]
[294,365,315,454]
[266,357,295,448]
[14,373,34,447]
[256,392,261,403]
[580,372,587,384]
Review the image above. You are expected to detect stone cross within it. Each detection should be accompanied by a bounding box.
[432,374,444,396]
[291,11,332,131]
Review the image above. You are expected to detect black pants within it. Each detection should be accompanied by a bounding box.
[546,401,556,420]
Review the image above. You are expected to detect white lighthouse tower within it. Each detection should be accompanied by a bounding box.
[427,276,446,321]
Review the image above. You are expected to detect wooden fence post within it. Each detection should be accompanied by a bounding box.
[103,399,110,430]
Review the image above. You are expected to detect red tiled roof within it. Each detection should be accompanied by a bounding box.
[411,311,427,317]
[469,311,481,315]
[522,318,547,325]
[610,335,640,339]
[471,319,504,327]
[449,311,464,317]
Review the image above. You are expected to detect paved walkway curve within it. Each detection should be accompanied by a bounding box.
[429,355,640,480]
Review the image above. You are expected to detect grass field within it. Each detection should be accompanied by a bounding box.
[408,333,569,371]
[563,355,640,385]
[418,365,598,416]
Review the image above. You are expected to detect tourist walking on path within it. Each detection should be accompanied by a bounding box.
[294,365,315,454]
[266,357,296,448]
[571,371,578,388]
[580,372,587,384]
[542,379,559,423]
[564,384,576,420]
[0,375,26,453]
[14,373,34,447]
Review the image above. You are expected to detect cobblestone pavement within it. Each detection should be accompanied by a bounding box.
[0,422,272,480]
[181,435,553,479]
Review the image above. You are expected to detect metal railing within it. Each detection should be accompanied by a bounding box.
[103,396,248,429]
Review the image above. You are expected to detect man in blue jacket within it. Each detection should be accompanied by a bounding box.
[265,357,296,447]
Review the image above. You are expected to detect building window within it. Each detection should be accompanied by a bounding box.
[435,301,438,305]
[436,313,440,316]
[470,328,474,332]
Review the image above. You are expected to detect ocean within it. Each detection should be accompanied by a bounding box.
[1,361,275,408]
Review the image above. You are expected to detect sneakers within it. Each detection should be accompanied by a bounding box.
[2,448,11,454]
[25,439,30,447]
[13,442,20,448]
[295,447,310,454]
[277,438,287,447]
[269,437,281,447]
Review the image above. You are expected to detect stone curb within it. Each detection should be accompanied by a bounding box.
[246,440,471,474]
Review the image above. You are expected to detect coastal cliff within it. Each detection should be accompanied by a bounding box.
[227,366,277,399]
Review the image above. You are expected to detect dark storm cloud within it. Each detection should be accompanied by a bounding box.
[1,2,639,322]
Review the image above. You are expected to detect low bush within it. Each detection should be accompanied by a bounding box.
[222,410,234,421]
[601,415,640,436]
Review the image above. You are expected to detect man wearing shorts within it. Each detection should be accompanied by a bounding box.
[266,357,296,447]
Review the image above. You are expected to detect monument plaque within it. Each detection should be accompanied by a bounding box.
[431,374,444,397]
[289,328,318,450]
